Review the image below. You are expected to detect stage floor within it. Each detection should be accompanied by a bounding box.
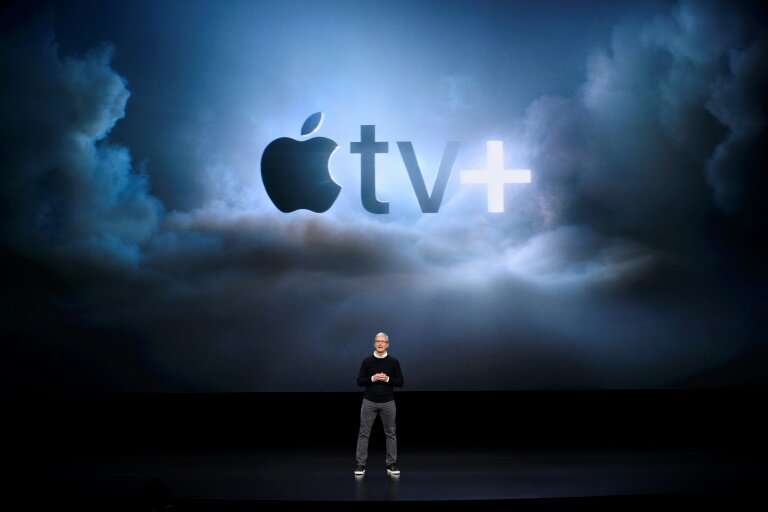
[32,447,766,504]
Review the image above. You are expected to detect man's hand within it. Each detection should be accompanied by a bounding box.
[371,372,389,382]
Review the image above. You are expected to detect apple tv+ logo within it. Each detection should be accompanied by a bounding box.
[261,112,532,214]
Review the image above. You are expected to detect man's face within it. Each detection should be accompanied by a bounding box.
[374,336,389,353]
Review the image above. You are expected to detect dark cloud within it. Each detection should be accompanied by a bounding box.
[144,210,425,280]
[0,22,162,267]
[522,1,768,259]
[706,38,768,214]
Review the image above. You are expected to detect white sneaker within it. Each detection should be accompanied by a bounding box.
[386,463,400,475]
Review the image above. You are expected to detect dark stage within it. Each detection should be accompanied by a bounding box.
[10,390,768,510]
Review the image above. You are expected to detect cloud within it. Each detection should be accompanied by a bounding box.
[504,225,660,288]
[0,25,162,266]
[520,1,767,257]
[705,38,768,213]
[144,208,426,279]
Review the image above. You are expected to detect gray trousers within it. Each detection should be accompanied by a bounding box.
[355,398,397,465]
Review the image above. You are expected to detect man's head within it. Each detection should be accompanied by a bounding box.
[374,332,389,354]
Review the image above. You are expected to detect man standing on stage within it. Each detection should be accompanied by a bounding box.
[354,331,403,477]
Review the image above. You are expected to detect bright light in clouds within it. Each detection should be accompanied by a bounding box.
[460,140,532,212]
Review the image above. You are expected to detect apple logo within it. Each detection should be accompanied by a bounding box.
[261,112,341,213]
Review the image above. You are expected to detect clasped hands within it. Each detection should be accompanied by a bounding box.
[371,372,389,382]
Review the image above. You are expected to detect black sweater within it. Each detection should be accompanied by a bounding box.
[356,353,404,402]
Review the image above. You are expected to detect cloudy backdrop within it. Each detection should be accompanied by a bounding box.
[1,0,766,393]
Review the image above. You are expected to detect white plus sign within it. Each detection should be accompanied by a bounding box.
[460,141,531,212]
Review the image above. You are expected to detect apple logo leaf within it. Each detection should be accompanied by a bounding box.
[301,112,324,136]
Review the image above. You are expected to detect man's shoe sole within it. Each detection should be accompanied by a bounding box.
[354,470,365,476]
[386,469,400,475]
